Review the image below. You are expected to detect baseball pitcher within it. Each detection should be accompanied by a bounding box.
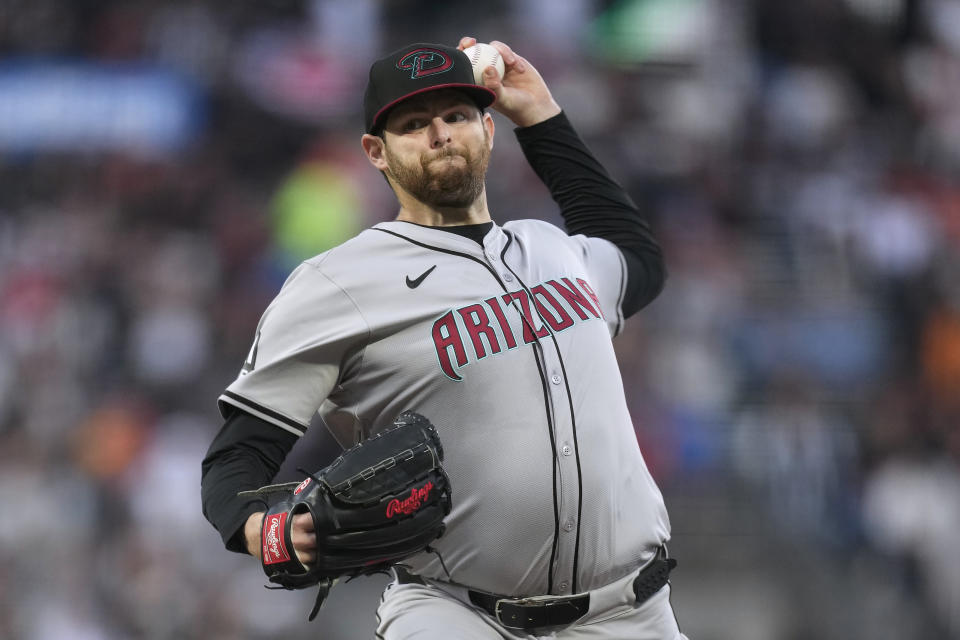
[201,36,687,639]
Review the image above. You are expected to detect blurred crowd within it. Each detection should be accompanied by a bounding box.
[1,1,959,638]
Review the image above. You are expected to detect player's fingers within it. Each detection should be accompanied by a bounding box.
[489,40,524,72]
[292,528,317,550]
[457,36,476,51]
[292,512,314,531]
[296,549,316,565]
[481,66,503,93]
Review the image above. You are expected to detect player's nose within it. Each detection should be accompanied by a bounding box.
[429,117,452,148]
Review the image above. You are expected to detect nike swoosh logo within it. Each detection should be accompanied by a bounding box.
[406,265,437,289]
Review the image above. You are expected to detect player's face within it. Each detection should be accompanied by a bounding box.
[379,91,494,209]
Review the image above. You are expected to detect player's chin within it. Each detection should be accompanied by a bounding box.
[426,182,483,208]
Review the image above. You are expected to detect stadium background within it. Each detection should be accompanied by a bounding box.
[1,0,959,638]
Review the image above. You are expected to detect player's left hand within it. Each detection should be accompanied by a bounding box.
[291,512,317,565]
[458,37,561,128]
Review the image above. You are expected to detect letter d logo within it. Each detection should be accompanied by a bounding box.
[397,48,453,79]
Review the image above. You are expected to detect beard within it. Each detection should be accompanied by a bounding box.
[384,134,491,209]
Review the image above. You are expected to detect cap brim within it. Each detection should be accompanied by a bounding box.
[369,84,497,133]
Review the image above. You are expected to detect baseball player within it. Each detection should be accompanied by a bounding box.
[202,37,687,639]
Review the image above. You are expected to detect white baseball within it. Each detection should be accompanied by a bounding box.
[463,43,505,84]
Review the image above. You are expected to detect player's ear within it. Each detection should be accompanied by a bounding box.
[482,111,494,151]
[361,133,389,171]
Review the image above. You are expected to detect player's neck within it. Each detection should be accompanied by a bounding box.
[394,190,491,227]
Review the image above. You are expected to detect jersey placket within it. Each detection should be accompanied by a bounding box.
[539,340,580,595]
[487,230,582,596]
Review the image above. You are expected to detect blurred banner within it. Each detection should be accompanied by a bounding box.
[589,0,711,66]
[232,27,363,124]
[0,60,204,154]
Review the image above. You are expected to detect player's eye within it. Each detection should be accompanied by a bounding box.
[402,118,428,132]
[445,111,468,123]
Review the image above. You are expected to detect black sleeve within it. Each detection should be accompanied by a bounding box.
[514,112,666,316]
[200,409,298,554]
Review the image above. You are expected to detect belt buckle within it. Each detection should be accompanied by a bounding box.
[493,594,587,630]
[494,593,568,611]
[493,596,521,626]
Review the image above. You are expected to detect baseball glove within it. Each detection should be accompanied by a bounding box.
[238,410,452,620]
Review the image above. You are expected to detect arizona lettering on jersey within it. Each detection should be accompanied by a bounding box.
[433,278,605,380]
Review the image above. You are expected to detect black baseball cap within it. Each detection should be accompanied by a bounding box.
[363,42,497,134]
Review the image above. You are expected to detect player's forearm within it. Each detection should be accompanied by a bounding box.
[244,512,265,558]
[200,410,297,553]
[515,112,666,314]
[515,111,650,240]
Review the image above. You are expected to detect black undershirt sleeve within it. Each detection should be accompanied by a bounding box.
[201,409,298,553]
[515,111,666,316]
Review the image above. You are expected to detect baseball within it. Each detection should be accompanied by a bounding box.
[463,43,505,84]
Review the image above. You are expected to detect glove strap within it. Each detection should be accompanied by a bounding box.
[236,482,302,498]
[307,578,334,622]
[260,501,305,577]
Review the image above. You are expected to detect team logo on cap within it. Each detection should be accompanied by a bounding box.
[397,48,453,79]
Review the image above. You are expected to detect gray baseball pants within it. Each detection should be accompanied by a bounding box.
[375,568,688,640]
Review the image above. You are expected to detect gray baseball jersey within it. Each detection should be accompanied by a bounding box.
[219,218,671,597]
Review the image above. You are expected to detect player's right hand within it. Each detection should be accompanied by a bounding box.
[457,36,561,128]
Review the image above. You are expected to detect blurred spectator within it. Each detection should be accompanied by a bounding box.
[0,1,959,638]
[863,456,960,634]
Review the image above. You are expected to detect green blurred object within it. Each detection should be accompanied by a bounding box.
[589,0,705,67]
[271,162,363,262]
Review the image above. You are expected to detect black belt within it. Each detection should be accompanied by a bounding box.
[468,589,590,630]
[395,547,676,631]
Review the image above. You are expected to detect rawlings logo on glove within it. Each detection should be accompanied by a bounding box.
[386,481,434,518]
[262,512,291,564]
[293,477,311,495]
[238,411,452,621]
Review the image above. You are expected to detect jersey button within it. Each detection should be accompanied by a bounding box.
[550,374,561,385]
[503,272,514,282]
[563,518,575,532]
[558,581,569,592]
[561,445,572,456]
